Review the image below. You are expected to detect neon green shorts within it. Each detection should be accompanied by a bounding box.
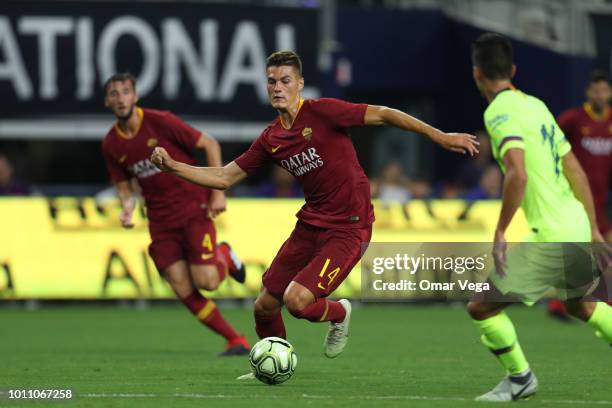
[490,241,599,304]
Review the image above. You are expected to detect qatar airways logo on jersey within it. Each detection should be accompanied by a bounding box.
[582,137,612,155]
[280,147,324,176]
[129,159,162,178]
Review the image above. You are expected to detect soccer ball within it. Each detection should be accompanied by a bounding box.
[249,337,297,385]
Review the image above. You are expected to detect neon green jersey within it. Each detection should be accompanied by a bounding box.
[484,88,589,242]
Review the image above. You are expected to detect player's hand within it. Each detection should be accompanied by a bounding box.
[492,229,507,278]
[592,229,606,244]
[592,229,612,273]
[150,147,175,172]
[208,190,227,218]
[434,132,480,156]
[120,198,135,229]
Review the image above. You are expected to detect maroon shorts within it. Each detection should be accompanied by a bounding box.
[148,214,217,272]
[263,221,372,299]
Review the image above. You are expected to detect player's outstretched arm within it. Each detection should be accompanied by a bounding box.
[115,179,136,228]
[196,132,227,217]
[496,149,527,234]
[151,147,246,190]
[363,105,479,155]
[563,151,604,242]
[492,149,528,275]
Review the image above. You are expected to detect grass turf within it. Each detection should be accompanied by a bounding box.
[0,303,610,407]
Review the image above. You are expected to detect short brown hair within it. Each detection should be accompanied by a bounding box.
[103,72,136,94]
[266,51,302,76]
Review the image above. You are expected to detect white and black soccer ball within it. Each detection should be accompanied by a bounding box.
[249,337,297,385]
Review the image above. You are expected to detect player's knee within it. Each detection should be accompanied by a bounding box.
[193,275,219,290]
[285,301,306,318]
[283,283,316,318]
[254,293,282,317]
[253,299,265,316]
[254,297,271,316]
[196,279,218,291]
[283,293,311,318]
[467,301,505,320]
[467,301,487,320]
[191,269,219,291]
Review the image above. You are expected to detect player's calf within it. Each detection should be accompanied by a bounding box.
[283,283,346,322]
[182,290,251,355]
[283,283,348,324]
[574,301,612,345]
[564,300,595,321]
[254,289,286,339]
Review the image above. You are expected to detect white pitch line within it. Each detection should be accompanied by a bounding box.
[81,393,612,405]
[84,393,158,398]
[541,400,612,406]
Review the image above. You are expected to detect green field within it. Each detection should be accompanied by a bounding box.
[1,303,610,407]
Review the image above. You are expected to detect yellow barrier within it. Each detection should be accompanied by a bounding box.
[1,197,528,299]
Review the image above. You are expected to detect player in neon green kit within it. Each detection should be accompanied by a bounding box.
[468,33,612,402]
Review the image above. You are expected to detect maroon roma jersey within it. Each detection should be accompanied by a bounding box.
[102,108,210,226]
[234,98,374,229]
[557,104,612,211]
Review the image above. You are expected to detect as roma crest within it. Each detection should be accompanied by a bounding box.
[147,138,158,148]
[302,127,313,142]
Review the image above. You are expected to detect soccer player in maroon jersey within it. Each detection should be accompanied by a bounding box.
[101,73,250,356]
[150,51,478,364]
[548,71,612,318]
[558,71,611,241]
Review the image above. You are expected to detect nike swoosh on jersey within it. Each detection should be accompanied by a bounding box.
[271,145,281,153]
[201,253,215,260]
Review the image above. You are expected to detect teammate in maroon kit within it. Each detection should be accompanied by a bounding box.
[102,73,250,356]
[151,51,478,366]
[547,71,612,319]
[558,71,612,241]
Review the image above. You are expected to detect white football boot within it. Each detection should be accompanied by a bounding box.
[324,299,352,358]
[475,369,538,402]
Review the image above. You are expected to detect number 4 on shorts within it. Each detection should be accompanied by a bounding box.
[318,258,340,290]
